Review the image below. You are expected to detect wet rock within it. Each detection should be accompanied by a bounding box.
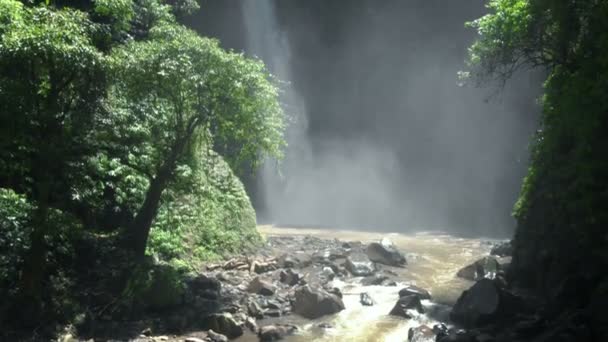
[389,295,424,318]
[317,322,333,329]
[433,323,449,340]
[360,292,374,306]
[258,324,298,342]
[292,285,345,319]
[456,257,500,281]
[437,329,477,342]
[247,276,276,296]
[490,241,512,257]
[383,280,398,287]
[399,285,432,300]
[450,279,523,328]
[320,266,336,281]
[206,330,229,342]
[201,313,243,339]
[361,274,389,286]
[278,253,312,269]
[247,299,264,319]
[252,259,278,274]
[324,286,343,299]
[244,316,258,333]
[365,237,407,267]
[279,269,301,286]
[407,325,435,342]
[345,252,376,276]
[185,337,206,342]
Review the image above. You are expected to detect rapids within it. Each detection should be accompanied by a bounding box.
[235,226,498,342]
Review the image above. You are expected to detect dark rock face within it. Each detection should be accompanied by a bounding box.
[450,279,523,328]
[490,241,512,257]
[201,313,243,339]
[258,324,298,341]
[344,252,376,276]
[365,238,407,267]
[389,295,424,318]
[292,285,345,319]
[456,257,500,281]
[399,285,432,300]
[247,276,276,296]
[360,292,374,306]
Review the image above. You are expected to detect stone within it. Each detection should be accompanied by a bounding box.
[247,299,264,319]
[408,325,435,342]
[399,285,432,300]
[490,241,512,257]
[450,279,523,328]
[185,337,206,342]
[360,292,374,306]
[361,275,389,286]
[292,285,345,319]
[247,276,276,296]
[344,252,376,276]
[389,295,424,318]
[456,257,500,281]
[201,313,243,339]
[279,269,301,286]
[365,237,407,267]
[258,324,298,342]
[278,253,312,268]
[206,330,228,342]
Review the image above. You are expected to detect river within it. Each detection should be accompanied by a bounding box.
[234,225,497,342]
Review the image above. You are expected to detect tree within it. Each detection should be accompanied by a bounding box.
[108,23,285,257]
[0,1,106,302]
[465,0,608,294]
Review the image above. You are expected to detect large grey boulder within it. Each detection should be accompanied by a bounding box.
[201,313,243,339]
[456,257,500,281]
[292,285,345,319]
[345,252,376,276]
[366,238,407,267]
[389,295,424,318]
[399,285,432,300]
[450,278,523,328]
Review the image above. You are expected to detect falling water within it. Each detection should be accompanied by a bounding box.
[241,0,312,224]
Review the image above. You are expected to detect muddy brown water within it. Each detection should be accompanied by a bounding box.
[233,225,496,342]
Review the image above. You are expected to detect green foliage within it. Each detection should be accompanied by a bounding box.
[0,189,32,294]
[0,0,284,332]
[466,0,608,290]
[148,151,259,266]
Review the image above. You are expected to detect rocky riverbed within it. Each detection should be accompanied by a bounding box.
[74,226,568,342]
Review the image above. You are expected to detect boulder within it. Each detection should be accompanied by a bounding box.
[407,325,435,342]
[292,285,345,319]
[361,275,389,286]
[278,253,312,269]
[258,324,298,342]
[344,252,376,276]
[247,276,276,296]
[201,313,243,339]
[456,257,500,281]
[365,237,407,267]
[490,241,512,257]
[279,269,301,286]
[389,295,424,318]
[360,292,374,306]
[206,330,228,342]
[450,278,523,328]
[399,285,432,300]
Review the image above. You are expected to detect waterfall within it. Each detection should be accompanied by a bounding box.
[241,0,311,224]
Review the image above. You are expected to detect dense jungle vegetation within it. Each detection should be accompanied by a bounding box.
[465,0,608,335]
[0,0,284,336]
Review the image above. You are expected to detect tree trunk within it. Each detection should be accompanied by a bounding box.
[128,139,186,258]
[16,179,50,321]
[129,164,173,258]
